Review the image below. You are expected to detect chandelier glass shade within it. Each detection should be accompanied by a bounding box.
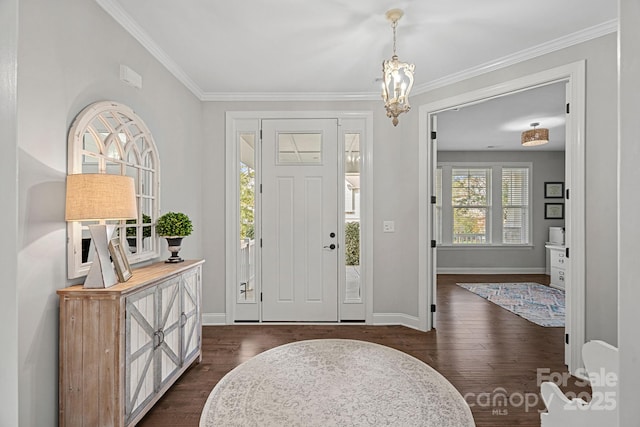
[521,122,549,146]
[381,9,415,126]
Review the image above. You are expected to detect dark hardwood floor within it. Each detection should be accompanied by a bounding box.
[139,274,586,427]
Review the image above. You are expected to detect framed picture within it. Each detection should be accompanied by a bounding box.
[545,203,565,220]
[545,182,564,199]
[109,238,132,282]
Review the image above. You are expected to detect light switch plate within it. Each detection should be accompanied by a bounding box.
[383,221,395,233]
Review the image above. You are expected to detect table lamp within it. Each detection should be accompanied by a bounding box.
[65,174,137,288]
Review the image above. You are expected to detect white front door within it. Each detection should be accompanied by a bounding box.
[261,118,339,321]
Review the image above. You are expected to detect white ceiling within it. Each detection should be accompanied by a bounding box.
[97,0,616,150]
[437,81,567,151]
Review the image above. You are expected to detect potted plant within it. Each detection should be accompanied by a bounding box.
[126,213,152,253]
[156,211,193,263]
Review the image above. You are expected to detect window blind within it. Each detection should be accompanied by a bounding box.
[502,167,529,244]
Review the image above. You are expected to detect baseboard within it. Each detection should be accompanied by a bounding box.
[205,312,421,330]
[437,267,547,275]
[372,313,422,331]
[202,313,227,325]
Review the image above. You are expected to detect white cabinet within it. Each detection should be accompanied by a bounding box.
[546,245,566,290]
[125,265,202,423]
[58,260,204,427]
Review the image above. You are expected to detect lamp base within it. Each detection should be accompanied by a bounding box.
[84,224,118,288]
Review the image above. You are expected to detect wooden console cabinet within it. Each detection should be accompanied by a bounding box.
[58,259,204,427]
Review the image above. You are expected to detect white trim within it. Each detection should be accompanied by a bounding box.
[437,267,546,275]
[436,161,533,246]
[225,111,374,325]
[372,313,422,331]
[224,115,239,324]
[93,3,615,103]
[412,20,617,95]
[202,313,227,325]
[418,61,586,374]
[436,245,535,250]
[202,92,378,102]
[363,115,374,326]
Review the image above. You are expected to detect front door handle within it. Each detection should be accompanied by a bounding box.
[324,244,336,250]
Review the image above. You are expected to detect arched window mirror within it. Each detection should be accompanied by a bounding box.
[67,101,160,279]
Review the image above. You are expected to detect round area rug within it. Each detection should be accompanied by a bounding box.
[199,339,475,427]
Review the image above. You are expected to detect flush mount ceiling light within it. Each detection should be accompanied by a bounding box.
[521,122,549,146]
[381,8,415,127]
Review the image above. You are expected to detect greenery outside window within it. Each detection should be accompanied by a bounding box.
[452,168,490,244]
[437,162,532,246]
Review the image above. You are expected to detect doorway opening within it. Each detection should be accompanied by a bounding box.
[418,61,586,374]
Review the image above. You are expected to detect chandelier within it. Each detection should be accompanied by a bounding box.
[381,9,415,126]
[521,122,549,146]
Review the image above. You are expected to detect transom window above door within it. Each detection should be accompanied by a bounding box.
[277,132,322,164]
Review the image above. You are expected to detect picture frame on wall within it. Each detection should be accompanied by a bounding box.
[545,203,565,220]
[545,182,564,198]
[109,238,132,282]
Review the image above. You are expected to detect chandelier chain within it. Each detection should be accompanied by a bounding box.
[392,20,398,56]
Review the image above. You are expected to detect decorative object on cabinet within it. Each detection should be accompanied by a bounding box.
[109,238,132,282]
[544,181,564,198]
[545,203,564,219]
[58,259,204,427]
[65,173,137,288]
[67,101,160,280]
[156,211,193,263]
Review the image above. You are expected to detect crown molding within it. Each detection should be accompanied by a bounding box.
[200,91,380,102]
[96,0,205,99]
[411,19,618,95]
[96,0,617,103]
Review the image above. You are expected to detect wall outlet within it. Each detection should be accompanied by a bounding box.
[383,221,395,233]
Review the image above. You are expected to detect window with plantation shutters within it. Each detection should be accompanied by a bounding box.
[502,167,530,244]
[452,168,491,244]
[436,162,532,246]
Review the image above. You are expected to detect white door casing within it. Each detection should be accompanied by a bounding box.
[418,61,586,373]
[260,118,339,321]
[430,115,438,328]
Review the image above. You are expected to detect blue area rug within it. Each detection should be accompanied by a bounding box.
[456,282,565,327]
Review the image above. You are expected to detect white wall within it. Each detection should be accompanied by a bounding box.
[200,34,617,335]
[16,0,203,424]
[618,0,640,423]
[201,101,420,317]
[0,0,19,425]
[10,1,621,423]
[412,33,618,345]
[436,151,565,272]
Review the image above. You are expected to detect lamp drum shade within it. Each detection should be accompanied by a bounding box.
[65,174,138,221]
[521,127,549,146]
